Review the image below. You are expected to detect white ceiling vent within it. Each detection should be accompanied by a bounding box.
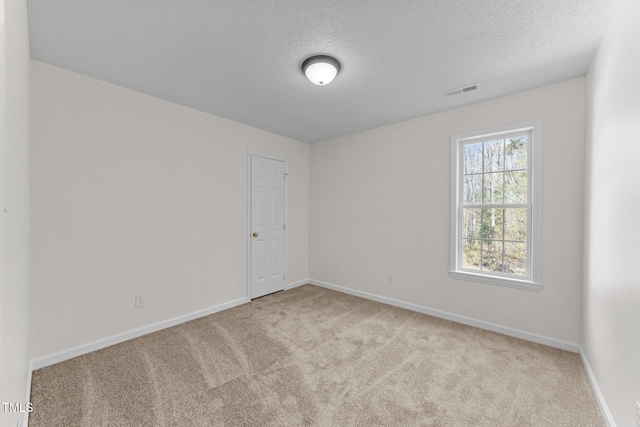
[445,84,480,97]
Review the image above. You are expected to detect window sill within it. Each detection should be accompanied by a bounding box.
[449,270,542,292]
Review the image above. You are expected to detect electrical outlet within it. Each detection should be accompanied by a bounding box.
[135,294,145,308]
[387,273,394,284]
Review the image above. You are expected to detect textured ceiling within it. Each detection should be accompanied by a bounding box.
[28,0,617,143]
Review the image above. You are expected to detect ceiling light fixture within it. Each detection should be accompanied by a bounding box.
[301,55,341,86]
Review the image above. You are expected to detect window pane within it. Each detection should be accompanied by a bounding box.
[504,208,527,241]
[504,242,527,275]
[505,136,528,171]
[481,240,503,272]
[504,170,527,204]
[462,239,481,271]
[463,174,482,204]
[483,139,504,172]
[463,143,483,174]
[482,208,503,240]
[453,124,538,284]
[463,208,482,239]
[483,172,503,203]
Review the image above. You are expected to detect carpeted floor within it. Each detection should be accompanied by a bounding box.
[30,284,604,426]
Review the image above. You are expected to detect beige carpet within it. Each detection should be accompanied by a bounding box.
[30,285,604,426]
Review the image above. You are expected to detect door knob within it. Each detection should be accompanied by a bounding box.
[252,232,259,237]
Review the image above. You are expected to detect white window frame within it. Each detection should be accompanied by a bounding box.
[449,120,543,291]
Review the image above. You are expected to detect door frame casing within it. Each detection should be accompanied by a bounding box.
[247,151,288,299]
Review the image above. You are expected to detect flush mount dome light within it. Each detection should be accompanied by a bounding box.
[302,55,340,85]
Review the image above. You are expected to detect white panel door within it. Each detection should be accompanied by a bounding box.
[250,155,286,299]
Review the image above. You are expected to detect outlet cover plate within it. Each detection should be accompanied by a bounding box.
[135,294,145,308]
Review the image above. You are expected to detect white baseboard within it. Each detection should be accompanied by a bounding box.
[308,279,580,353]
[30,296,249,371]
[579,347,616,427]
[285,278,309,290]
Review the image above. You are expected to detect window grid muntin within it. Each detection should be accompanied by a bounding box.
[458,130,532,280]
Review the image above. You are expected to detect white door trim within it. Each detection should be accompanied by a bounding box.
[247,151,288,299]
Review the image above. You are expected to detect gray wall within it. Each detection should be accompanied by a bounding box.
[310,78,586,344]
[0,1,31,427]
[584,0,640,424]
[29,61,309,359]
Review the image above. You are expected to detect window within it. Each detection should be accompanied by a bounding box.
[450,121,542,290]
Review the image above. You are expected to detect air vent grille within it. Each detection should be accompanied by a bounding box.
[445,83,479,97]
